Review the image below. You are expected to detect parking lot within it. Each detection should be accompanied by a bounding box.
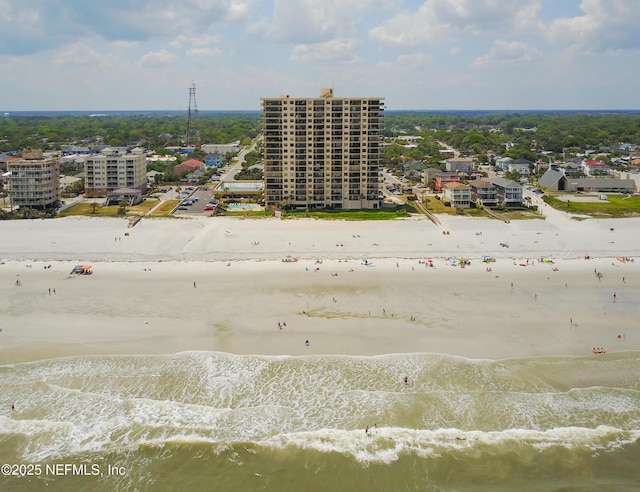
[172,187,218,216]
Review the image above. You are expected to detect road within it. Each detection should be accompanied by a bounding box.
[220,137,261,182]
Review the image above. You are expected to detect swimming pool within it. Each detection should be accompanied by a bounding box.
[227,204,260,211]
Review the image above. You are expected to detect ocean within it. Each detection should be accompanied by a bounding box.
[2,351,639,491]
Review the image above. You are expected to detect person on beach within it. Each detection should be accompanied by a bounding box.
[193,281,197,288]
[403,376,408,385]
[11,403,15,411]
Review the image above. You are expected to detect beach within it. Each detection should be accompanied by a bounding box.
[1,214,639,362]
[2,214,640,491]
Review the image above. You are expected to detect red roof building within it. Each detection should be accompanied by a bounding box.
[173,158,204,177]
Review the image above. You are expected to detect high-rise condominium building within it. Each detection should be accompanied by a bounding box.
[84,148,147,197]
[7,149,60,210]
[262,88,384,210]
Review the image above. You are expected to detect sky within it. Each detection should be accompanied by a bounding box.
[1,0,640,111]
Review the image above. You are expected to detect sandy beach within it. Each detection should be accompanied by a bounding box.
[1,214,639,363]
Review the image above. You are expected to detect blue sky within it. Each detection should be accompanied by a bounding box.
[1,0,639,111]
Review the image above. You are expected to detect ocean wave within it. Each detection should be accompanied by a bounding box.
[2,351,640,463]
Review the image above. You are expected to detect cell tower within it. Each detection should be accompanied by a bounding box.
[185,82,200,147]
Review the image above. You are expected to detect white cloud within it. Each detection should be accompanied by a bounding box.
[547,0,640,54]
[187,47,223,58]
[109,41,139,50]
[376,52,432,70]
[138,50,176,67]
[290,38,361,63]
[53,42,105,66]
[171,34,223,49]
[369,0,544,47]
[246,0,390,44]
[0,0,255,55]
[472,40,542,68]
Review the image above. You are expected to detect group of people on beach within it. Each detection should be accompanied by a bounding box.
[592,347,606,354]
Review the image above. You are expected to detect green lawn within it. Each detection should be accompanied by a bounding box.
[58,199,160,217]
[148,200,179,217]
[283,205,418,220]
[542,195,640,218]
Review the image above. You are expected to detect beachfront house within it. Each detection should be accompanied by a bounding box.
[489,177,524,207]
[469,178,498,206]
[442,182,471,209]
[105,187,143,206]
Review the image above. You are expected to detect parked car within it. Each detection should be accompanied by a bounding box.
[204,205,215,211]
[177,205,188,210]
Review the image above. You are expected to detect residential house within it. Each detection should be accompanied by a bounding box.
[173,158,204,178]
[442,182,471,208]
[146,170,163,186]
[489,177,523,206]
[205,153,224,168]
[468,178,498,206]
[395,135,422,148]
[438,148,455,158]
[507,158,532,177]
[445,157,474,173]
[560,158,583,176]
[435,172,459,192]
[495,157,513,171]
[59,174,82,194]
[423,167,442,188]
[185,168,205,184]
[581,159,610,176]
[105,187,143,206]
[200,143,240,156]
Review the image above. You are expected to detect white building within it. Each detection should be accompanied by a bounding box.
[84,148,147,197]
[442,182,471,208]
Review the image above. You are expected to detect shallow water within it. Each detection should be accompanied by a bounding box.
[2,351,640,491]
